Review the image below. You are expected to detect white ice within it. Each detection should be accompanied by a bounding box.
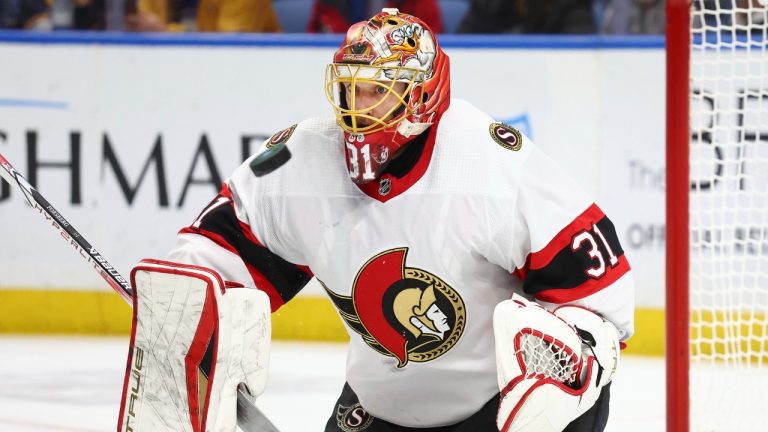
[0,336,665,431]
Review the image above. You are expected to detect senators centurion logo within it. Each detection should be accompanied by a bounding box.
[321,248,465,367]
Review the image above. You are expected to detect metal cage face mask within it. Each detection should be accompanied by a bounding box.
[323,8,451,185]
[325,64,422,135]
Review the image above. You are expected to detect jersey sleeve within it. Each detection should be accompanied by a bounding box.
[493,145,635,341]
[167,167,313,313]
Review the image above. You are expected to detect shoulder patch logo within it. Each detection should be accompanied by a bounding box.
[249,124,296,177]
[336,403,373,431]
[489,122,523,151]
[321,248,466,368]
[267,124,297,149]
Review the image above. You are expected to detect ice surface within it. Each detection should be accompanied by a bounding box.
[0,337,665,431]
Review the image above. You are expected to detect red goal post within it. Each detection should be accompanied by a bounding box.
[666,0,690,431]
[666,1,768,431]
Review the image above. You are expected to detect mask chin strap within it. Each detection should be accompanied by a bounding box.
[397,118,432,137]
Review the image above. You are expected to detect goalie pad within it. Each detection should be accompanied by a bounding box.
[494,294,620,432]
[117,259,271,432]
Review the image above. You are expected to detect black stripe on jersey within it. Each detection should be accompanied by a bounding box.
[596,217,624,257]
[195,198,311,304]
[523,216,625,295]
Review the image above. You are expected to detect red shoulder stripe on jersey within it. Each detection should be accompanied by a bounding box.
[180,185,313,311]
[514,204,631,303]
[218,184,313,281]
[297,264,313,276]
[513,259,530,281]
[533,256,630,303]
[513,204,604,281]
[233,217,312,279]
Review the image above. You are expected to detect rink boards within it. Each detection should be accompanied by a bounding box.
[1,32,763,357]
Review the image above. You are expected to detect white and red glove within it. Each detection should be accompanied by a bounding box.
[494,294,620,432]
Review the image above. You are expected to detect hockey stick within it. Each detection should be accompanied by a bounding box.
[0,152,280,432]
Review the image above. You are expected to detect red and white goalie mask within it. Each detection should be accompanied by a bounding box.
[325,8,450,184]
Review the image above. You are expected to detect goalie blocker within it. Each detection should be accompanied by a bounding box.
[118,259,271,432]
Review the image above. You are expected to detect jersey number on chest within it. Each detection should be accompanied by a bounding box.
[346,141,377,182]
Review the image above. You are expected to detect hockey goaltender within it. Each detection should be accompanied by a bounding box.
[117,8,633,432]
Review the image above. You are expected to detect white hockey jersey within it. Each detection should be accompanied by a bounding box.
[166,99,635,428]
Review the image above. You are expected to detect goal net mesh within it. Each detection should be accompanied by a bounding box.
[689,1,768,430]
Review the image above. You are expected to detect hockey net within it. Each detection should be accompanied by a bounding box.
[668,1,768,431]
[516,330,580,385]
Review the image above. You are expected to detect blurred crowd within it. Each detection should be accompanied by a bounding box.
[0,0,765,34]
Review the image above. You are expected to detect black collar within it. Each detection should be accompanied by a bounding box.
[380,128,430,179]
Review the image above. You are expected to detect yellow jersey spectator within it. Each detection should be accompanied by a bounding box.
[127,0,281,32]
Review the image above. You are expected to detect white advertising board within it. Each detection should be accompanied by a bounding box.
[0,39,667,306]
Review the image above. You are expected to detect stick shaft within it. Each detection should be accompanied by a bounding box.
[0,153,133,303]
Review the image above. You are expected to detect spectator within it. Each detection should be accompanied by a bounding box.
[126,0,281,32]
[459,0,595,34]
[0,0,52,29]
[600,0,665,34]
[308,0,443,33]
[72,0,106,30]
[692,0,736,29]
[734,0,767,27]
[48,0,115,31]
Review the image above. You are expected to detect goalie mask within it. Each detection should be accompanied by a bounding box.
[325,8,451,184]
